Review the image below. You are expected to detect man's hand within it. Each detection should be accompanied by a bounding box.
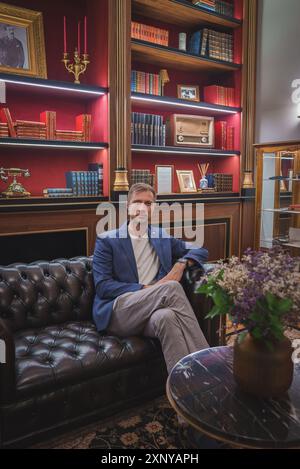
[156,261,186,284]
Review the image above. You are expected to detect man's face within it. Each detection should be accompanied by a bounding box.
[128,190,156,224]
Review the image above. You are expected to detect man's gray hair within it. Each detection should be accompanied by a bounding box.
[128,183,156,203]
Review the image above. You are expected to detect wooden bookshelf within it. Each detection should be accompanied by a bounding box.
[132,0,242,29]
[132,144,240,157]
[131,92,241,116]
[0,138,108,150]
[0,72,108,98]
[132,39,241,72]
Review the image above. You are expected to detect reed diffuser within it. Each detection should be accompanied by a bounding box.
[198,163,209,190]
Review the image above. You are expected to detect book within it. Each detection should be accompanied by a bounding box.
[40,111,56,140]
[0,108,17,137]
[76,114,92,142]
[188,30,202,55]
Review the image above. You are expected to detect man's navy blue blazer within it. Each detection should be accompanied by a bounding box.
[92,221,208,331]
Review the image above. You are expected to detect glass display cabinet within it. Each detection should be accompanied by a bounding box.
[255,143,300,255]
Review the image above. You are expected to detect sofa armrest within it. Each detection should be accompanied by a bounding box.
[181,265,222,347]
[0,319,16,403]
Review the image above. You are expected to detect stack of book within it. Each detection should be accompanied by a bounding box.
[65,169,103,196]
[131,169,155,186]
[192,0,234,17]
[188,28,233,62]
[56,130,84,141]
[131,70,161,95]
[43,188,74,198]
[0,122,9,137]
[192,0,216,12]
[131,21,169,46]
[215,121,235,150]
[212,173,233,192]
[0,108,92,142]
[131,112,166,146]
[203,85,235,106]
[15,120,47,139]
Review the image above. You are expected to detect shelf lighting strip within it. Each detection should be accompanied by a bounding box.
[132,147,239,157]
[0,141,107,150]
[132,95,238,114]
[0,78,106,96]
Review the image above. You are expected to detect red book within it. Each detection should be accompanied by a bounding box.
[40,111,56,140]
[0,108,16,137]
[226,126,235,150]
[215,121,227,150]
[76,114,91,142]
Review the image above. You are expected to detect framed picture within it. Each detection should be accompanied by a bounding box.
[155,165,174,194]
[177,84,200,102]
[0,2,47,78]
[176,170,197,193]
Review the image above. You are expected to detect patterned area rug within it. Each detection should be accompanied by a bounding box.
[33,396,188,449]
[33,329,300,450]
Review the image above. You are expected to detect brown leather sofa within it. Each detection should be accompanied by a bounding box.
[0,256,217,448]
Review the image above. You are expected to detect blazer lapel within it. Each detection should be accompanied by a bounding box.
[118,222,139,281]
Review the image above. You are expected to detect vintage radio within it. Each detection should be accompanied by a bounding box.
[166,114,214,147]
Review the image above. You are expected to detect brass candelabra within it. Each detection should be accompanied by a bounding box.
[62,49,90,84]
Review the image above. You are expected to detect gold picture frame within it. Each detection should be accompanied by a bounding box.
[177,84,200,102]
[0,2,47,78]
[176,170,197,193]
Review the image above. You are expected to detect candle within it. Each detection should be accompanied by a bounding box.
[77,21,81,55]
[84,16,87,54]
[63,16,67,53]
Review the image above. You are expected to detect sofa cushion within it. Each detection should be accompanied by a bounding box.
[14,320,162,398]
[0,258,94,332]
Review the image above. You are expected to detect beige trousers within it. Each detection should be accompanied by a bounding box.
[108,280,209,374]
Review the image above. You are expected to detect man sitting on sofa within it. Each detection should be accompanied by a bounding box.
[92,183,209,375]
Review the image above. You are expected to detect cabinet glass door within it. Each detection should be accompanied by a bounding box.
[259,150,300,250]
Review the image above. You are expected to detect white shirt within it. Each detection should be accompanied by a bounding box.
[128,227,160,285]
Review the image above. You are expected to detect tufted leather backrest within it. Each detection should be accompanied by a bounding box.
[0,256,94,332]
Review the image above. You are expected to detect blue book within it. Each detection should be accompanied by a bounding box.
[188,30,202,55]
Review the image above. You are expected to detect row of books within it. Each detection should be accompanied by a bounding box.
[131,21,169,46]
[131,112,166,146]
[65,165,104,196]
[203,85,235,107]
[188,28,233,62]
[215,121,235,150]
[131,169,155,186]
[0,108,92,142]
[192,0,234,17]
[131,70,162,96]
[210,173,233,192]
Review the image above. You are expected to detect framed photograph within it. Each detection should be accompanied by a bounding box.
[155,165,174,194]
[0,2,47,78]
[176,170,197,193]
[177,84,200,102]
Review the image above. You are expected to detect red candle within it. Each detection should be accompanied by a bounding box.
[84,16,87,54]
[63,16,67,53]
[77,21,81,55]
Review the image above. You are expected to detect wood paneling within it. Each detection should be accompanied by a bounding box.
[0,210,104,257]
